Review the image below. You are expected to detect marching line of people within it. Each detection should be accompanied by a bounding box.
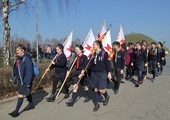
[8,40,166,117]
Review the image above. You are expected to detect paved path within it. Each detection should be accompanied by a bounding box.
[0,57,170,120]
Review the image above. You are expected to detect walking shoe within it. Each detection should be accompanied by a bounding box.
[152,78,156,83]
[139,81,143,85]
[64,92,70,99]
[8,111,19,118]
[103,95,110,106]
[135,81,142,85]
[45,94,55,101]
[46,94,55,102]
[84,96,90,103]
[114,89,119,95]
[135,81,140,87]
[66,99,75,107]
[93,103,100,112]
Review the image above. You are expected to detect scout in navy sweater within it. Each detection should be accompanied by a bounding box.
[112,41,125,94]
[89,40,112,112]
[66,44,91,106]
[46,44,69,102]
[132,42,147,86]
[9,44,34,118]
[148,42,160,82]
[157,42,166,75]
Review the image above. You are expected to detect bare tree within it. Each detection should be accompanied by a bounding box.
[1,0,26,67]
[0,0,79,67]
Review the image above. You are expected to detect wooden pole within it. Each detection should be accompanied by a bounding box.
[31,54,58,93]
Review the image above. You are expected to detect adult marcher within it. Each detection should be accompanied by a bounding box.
[9,44,34,118]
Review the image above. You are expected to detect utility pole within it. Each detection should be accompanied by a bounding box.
[36,0,39,62]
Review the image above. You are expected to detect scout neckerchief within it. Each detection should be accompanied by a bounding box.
[76,53,83,69]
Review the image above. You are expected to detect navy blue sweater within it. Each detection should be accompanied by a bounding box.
[50,52,67,73]
[89,50,111,73]
[148,48,160,62]
[132,48,147,63]
[112,50,125,70]
[158,48,166,60]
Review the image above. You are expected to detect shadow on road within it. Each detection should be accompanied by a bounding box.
[18,88,48,114]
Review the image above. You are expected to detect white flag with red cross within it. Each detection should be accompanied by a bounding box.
[97,20,113,59]
[64,31,73,60]
[83,29,95,58]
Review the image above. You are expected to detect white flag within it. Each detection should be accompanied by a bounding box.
[97,20,113,59]
[102,29,113,59]
[64,31,73,60]
[116,25,126,51]
[83,29,95,58]
[97,20,107,41]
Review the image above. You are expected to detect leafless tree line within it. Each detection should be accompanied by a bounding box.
[0,34,81,58]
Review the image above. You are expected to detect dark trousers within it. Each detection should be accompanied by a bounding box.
[138,71,143,81]
[52,77,69,95]
[114,68,121,91]
[126,65,132,78]
[150,60,157,78]
[157,64,163,74]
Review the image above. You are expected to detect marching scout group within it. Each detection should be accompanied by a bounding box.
[8,40,166,117]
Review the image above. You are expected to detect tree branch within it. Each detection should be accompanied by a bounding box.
[8,6,19,14]
[9,0,26,9]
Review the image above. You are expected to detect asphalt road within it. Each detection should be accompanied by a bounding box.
[0,56,170,120]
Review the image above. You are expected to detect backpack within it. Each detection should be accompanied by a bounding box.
[22,57,39,77]
[32,61,39,77]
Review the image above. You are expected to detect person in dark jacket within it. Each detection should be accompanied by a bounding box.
[132,42,147,86]
[112,41,125,94]
[89,40,112,112]
[157,42,166,75]
[9,44,34,118]
[45,44,69,102]
[148,42,160,82]
[141,40,149,80]
[26,44,31,53]
[66,44,90,106]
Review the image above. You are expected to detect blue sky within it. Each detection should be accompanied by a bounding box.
[1,0,170,48]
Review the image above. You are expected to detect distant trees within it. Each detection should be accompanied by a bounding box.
[0,34,81,59]
[0,0,79,67]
